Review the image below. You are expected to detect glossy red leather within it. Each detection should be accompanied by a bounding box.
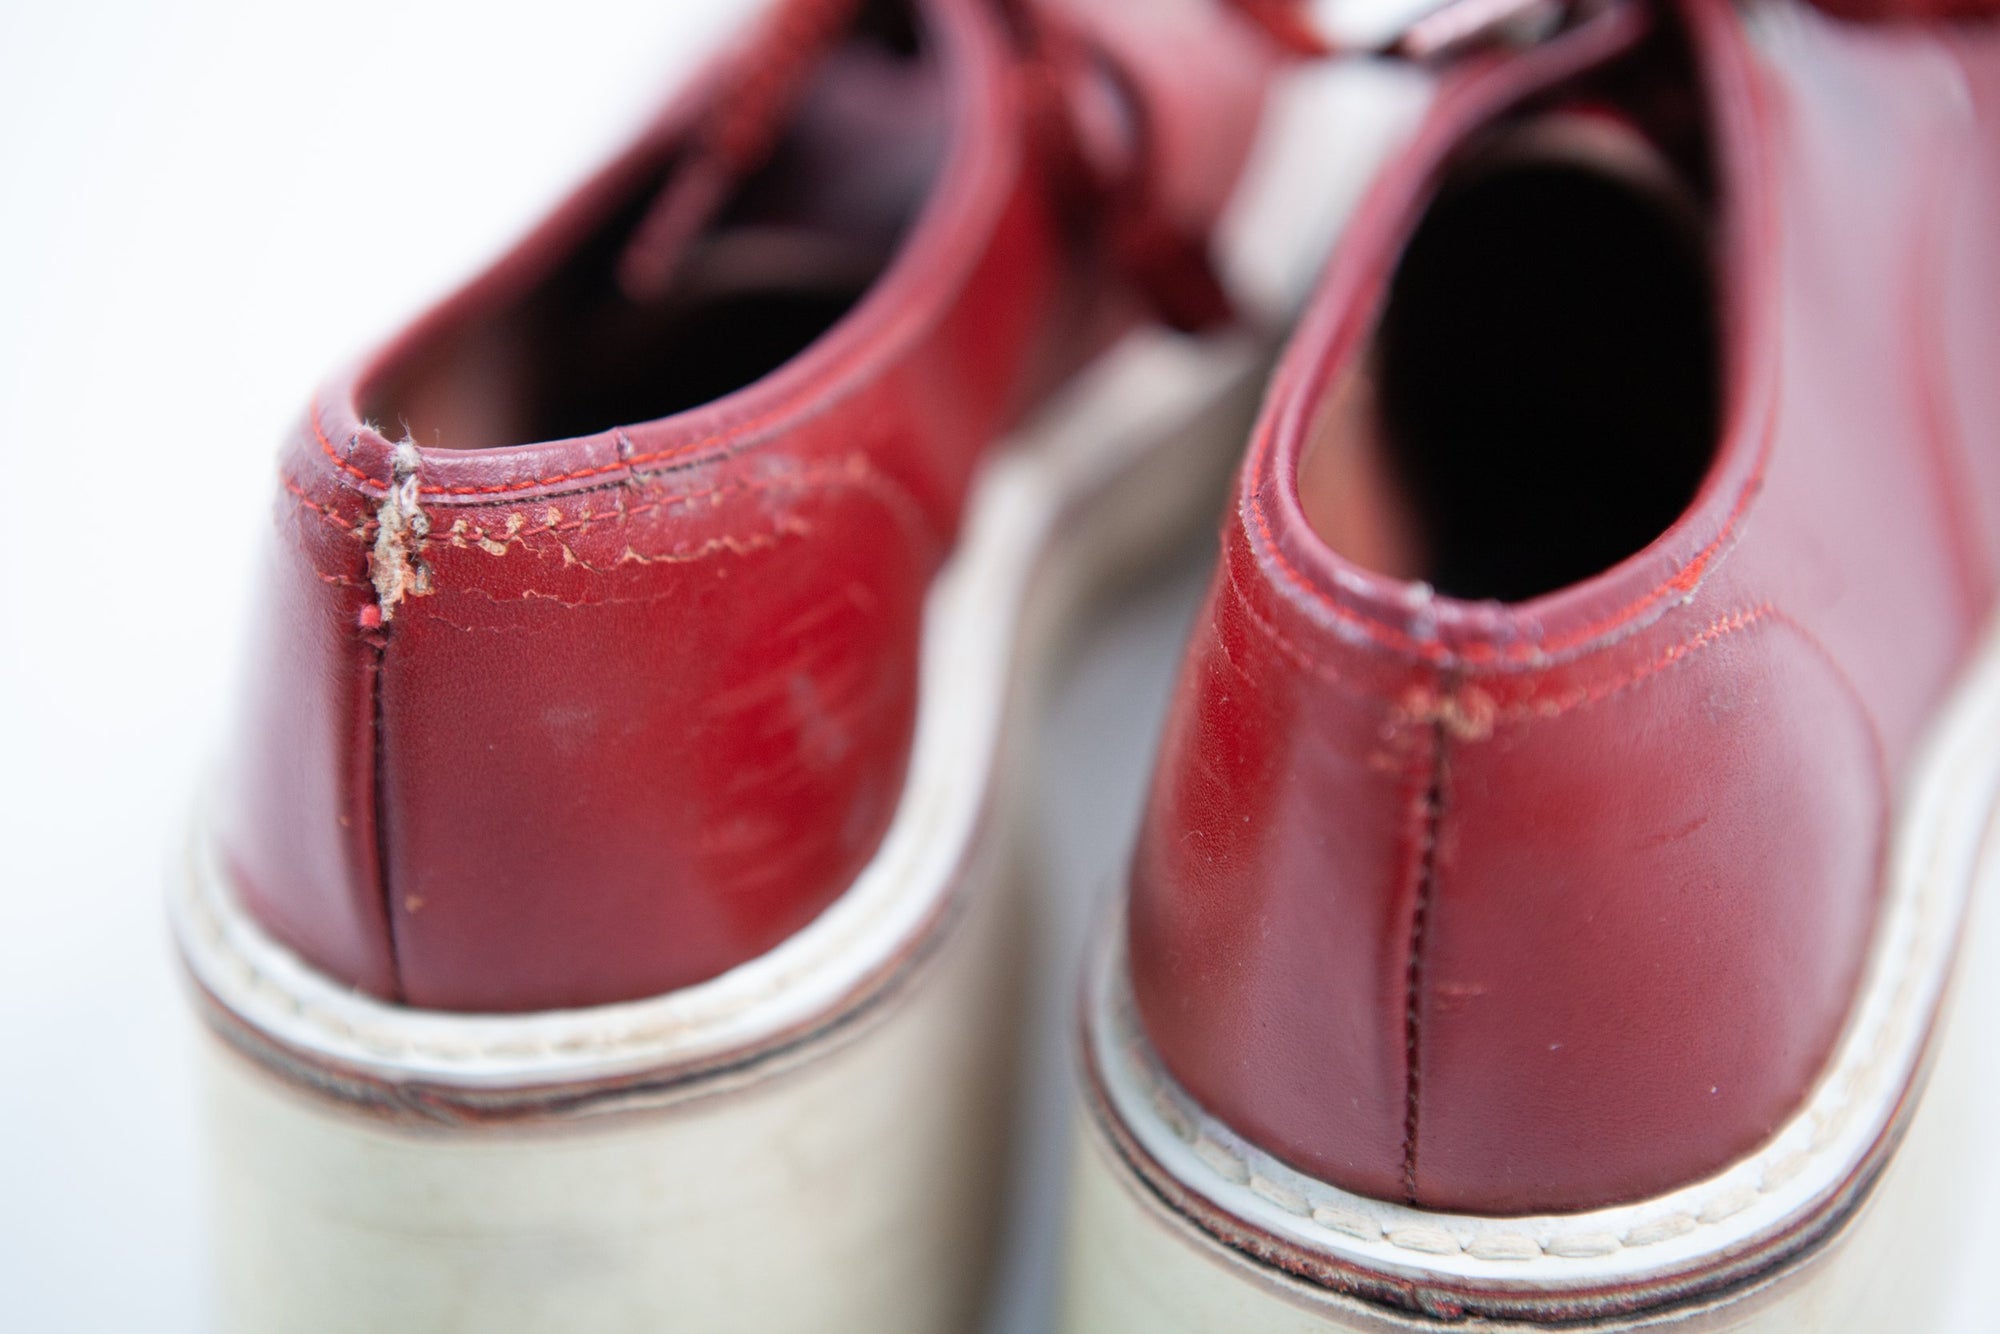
[1128,0,2000,1213]
[219,0,1273,1011]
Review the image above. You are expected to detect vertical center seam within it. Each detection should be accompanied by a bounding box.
[1402,716,1448,1205]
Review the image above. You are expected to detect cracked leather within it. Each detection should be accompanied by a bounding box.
[216,0,1273,1010]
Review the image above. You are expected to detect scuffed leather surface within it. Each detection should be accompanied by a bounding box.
[1129,0,2000,1212]
[218,0,1274,1011]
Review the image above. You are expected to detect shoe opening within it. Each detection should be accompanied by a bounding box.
[1300,63,1722,604]
[359,0,942,452]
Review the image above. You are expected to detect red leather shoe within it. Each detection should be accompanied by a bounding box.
[168,2,1293,1329]
[1069,0,2000,1327]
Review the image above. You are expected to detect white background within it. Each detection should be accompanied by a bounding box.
[0,3,1993,1331]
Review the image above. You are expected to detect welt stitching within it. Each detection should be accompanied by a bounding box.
[1123,589,1972,1259]
[1129,814,1924,1267]
[191,573,1971,1255]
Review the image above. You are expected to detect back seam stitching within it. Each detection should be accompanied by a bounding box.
[1400,715,1448,1204]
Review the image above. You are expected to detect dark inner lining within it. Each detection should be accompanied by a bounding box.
[361,0,943,451]
[1369,133,1721,603]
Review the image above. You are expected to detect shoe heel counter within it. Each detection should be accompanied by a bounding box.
[1130,508,1887,1213]
[214,403,939,1012]
[1401,602,1885,1211]
[375,448,935,1011]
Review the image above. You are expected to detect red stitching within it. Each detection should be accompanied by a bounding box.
[436,455,931,548]
[1247,488,1430,659]
[306,396,726,497]
[290,435,931,557]
[1237,33,1779,671]
[298,111,996,513]
[308,373,923,500]
[441,478,778,545]
[1247,484,1757,669]
[281,475,375,536]
[1488,603,1775,724]
[307,402,386,492]
[1222,547,1371,695]
[297,74,1013,511]
[441,487,723,549]
[1228,552,1775,732]
[448,440,709,496]
[295,3,1005,511]
[1528,484,1760,658]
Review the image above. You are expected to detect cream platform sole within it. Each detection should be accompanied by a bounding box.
[170,324,1270,1334]
[1063,616,2000,1331]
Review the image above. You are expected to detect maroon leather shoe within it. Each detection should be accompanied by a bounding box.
[169,2,1288,1330]
[1070,0,2000,1327]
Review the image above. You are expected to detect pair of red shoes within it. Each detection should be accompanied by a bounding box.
[173,0,2000,1328]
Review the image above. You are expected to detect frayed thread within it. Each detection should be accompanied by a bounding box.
[369,440,432,620]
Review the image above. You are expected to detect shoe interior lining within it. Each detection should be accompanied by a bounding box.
[360,0,943,453]
[1300,48,1722,605]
